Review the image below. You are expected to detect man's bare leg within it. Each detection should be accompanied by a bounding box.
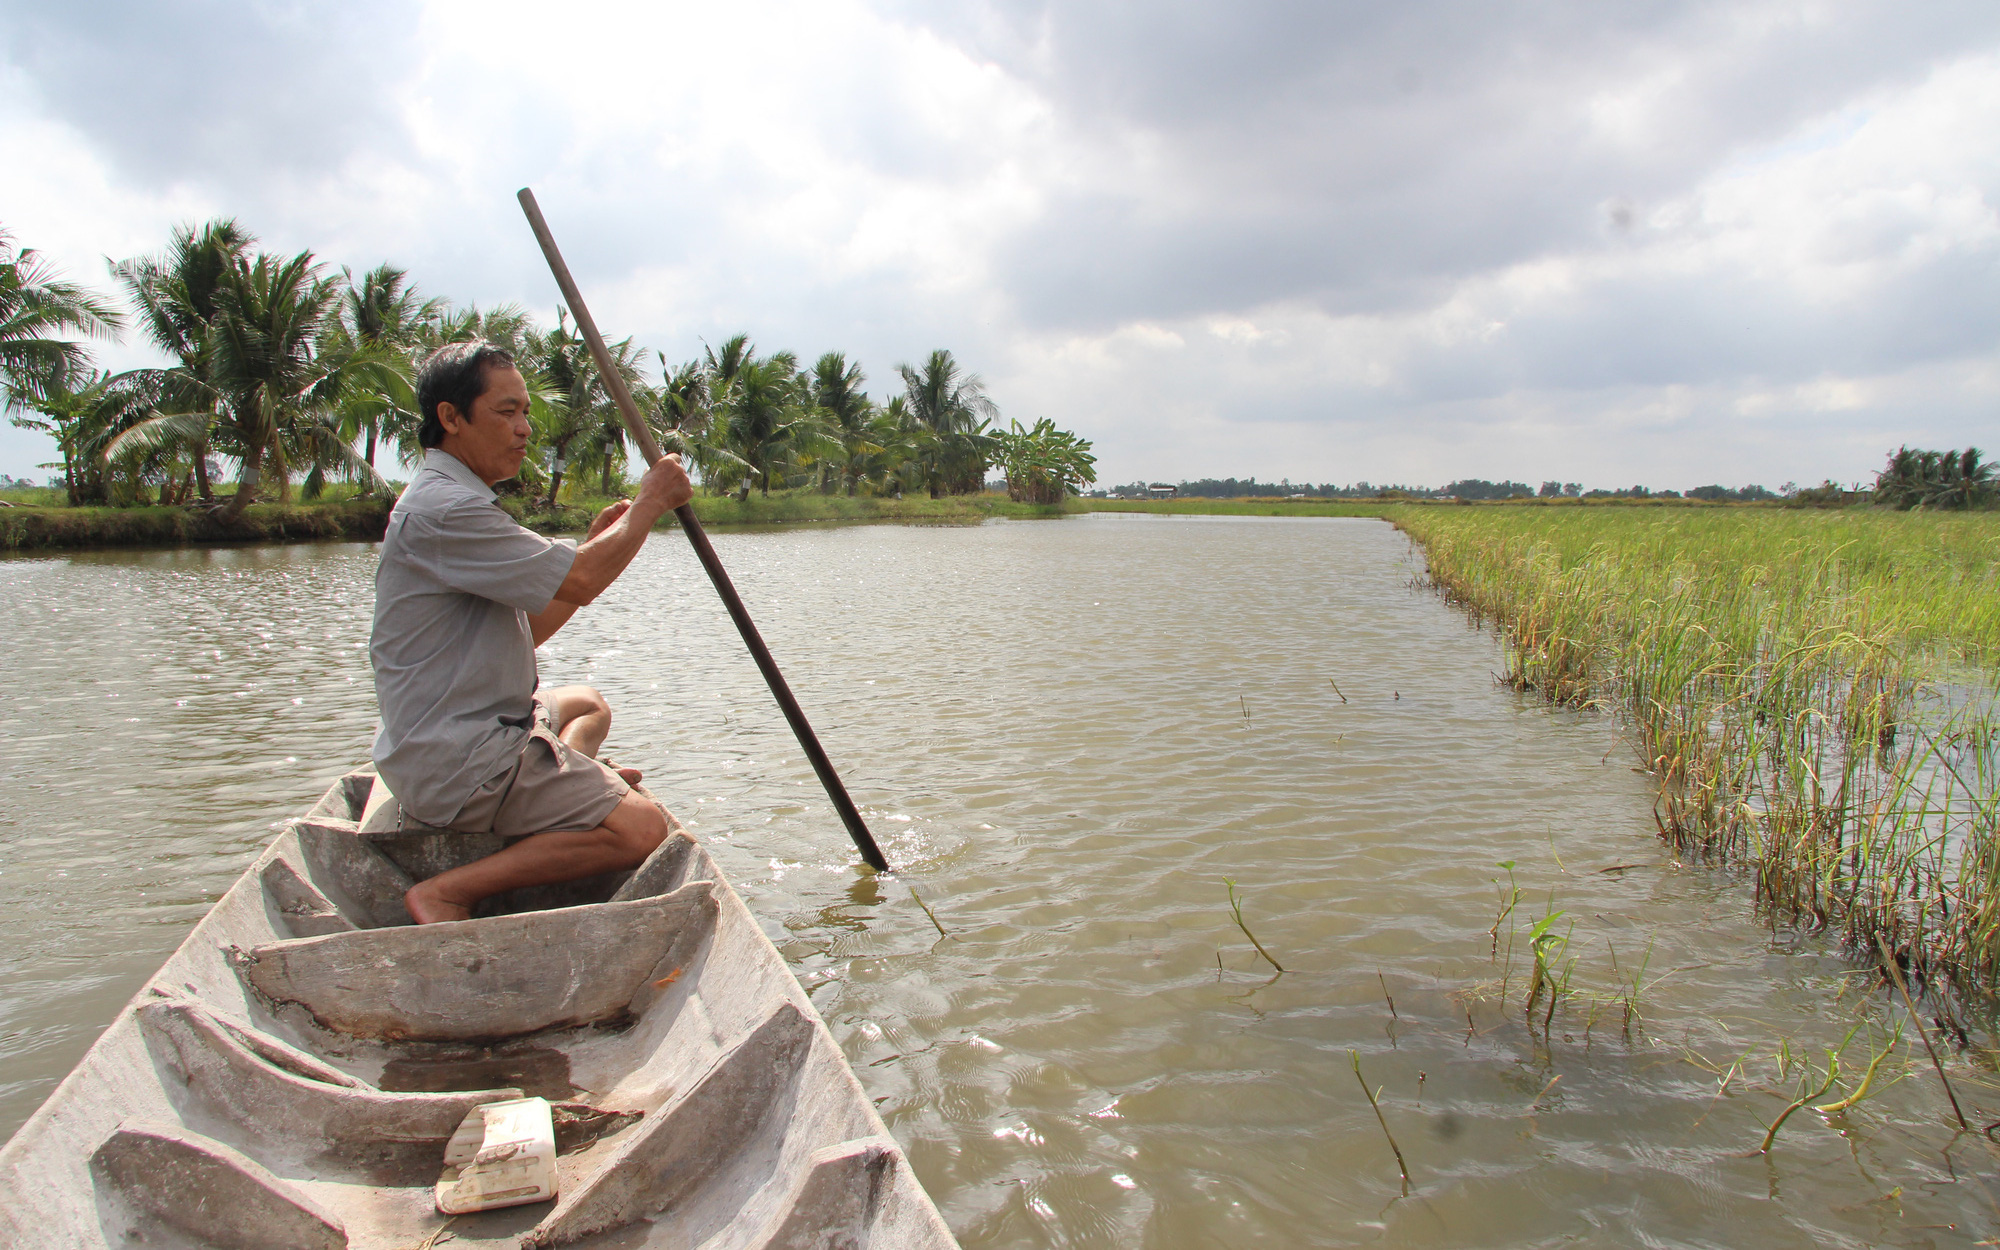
[542,684,643,786]
[404,790,671,924]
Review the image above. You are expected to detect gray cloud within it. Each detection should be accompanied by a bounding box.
[906,0,2000,330]
[2,1,422,190]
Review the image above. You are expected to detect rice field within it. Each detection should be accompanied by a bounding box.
[1387,504,2000,1027]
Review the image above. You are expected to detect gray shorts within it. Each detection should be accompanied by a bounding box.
[447,695,631,837]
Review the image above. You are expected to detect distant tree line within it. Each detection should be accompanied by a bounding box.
[1104,477,1788,502]
[1446,480,1787,502]
[0,220,1098,510]
[1106,477,1430,499]
[1684,484,1781,502]
[1100,466,1996,509]
[1446,479,1537,500]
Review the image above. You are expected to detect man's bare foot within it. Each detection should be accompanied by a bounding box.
[616,766,643,787]
[405,879,473,925]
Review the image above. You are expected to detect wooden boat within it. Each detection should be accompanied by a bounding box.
[0,769,959,1249]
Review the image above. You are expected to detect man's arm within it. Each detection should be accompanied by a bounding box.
[539,455,693,627]
[528,499,624,644]
[528,593,582,646]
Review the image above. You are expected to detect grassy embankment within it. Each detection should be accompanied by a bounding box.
[0,485,1074,551]
[511,490,1071,533]
[1388,504,2000,1017]
[0,495,396,551]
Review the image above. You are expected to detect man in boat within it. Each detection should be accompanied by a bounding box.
[370,341,694,924]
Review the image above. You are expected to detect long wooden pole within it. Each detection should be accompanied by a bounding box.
[516,187,890,873]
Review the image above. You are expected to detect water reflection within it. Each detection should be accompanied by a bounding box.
[0,518,1990,1246]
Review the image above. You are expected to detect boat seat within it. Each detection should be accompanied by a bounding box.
[523,1003,819,1249]
[233,881,719,1042]
[748,1135,901,1250]
[136,998,522,1186]
[261,857,359,938]
[302,768,376,825]
[90,1121,348,1250]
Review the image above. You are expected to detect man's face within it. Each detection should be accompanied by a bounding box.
[438,364,532,485]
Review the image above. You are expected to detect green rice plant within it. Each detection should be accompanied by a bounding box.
[1349,1051,1411,1193]
[1523,907,1571,1030]
[1391,505,2000,1021]
[1815,1020,1907,1115]
[1490,861,1526,1004]
[1483,877,1660,1045]
[1615,936,1655,1042]
[1757,1032,1851,1154]
[1489,861,1522,961]
[1224,879,1285,973]
[905,883,950,942]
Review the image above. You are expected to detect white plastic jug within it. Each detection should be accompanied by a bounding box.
[434,1096,558,1214]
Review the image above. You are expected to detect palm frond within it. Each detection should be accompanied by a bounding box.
[105,410,217,462]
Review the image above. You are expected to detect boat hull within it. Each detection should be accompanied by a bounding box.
[0,770,958,1249]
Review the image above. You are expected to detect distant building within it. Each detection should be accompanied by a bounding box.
[1148,483,1177,498]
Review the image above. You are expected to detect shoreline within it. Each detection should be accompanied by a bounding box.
[0,493,1076,552]
[0,498,396,552]
[0,490,1904,553]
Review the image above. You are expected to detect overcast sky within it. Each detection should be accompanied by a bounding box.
[4,0,1997,489]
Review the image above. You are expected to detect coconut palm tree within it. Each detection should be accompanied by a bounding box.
[703,334,755,402]
[654,356,709,453]
[810,351,874,494]
[0,226,122,409]
[579,336,649,497]
[328,264,436,478]
[98,369,212,504]
[1932,448,1994,510]
[1873,446,1996,510]
[839,396,930,496]
[523,315,599,507]
[3,227,123,496]
[656,353,758,493]
[591,410,629,496]
[896,349,997,496]
[118,240,378,515]
[419,303,533,357]
[205,248,375,513]
[716,351,812,498]
[692,342,808,502]
[9,369,155,504]
[109,220,256,504]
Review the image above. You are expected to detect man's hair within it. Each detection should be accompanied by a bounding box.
[416,342,517,449]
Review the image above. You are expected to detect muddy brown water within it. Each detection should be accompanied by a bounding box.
[1,515,1993,1247]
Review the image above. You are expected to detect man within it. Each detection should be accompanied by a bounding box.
[369,341,693,923]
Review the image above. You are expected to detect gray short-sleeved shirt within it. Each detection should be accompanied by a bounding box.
[370,450,578,826]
